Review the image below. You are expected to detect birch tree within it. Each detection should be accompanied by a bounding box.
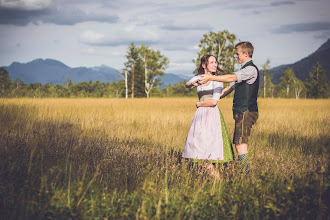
[124,70,128,99]
[293,78,305,99]
[260,59,275,98]
[139,44,169,98]
[279,68,296,97]
[262,59,270,98]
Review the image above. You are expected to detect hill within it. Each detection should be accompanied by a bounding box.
[5,59,122,84]
[270,38,330,84]
[3,58,187,87]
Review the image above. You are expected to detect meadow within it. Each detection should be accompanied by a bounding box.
[0,98,329,219]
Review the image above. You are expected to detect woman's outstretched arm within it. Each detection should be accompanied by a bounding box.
[186,75,201,88]
[185,80,199,88]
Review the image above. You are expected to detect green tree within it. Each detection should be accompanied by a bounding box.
[278,68,296,98]
[260,59,275,98]
[193,30,237,74]
[14,77,24,89]
[0,67,13,97]
[305,62,328,98]
[124,43,141,98]
[47,83,58,97]
[293,78,306,99]
[138,44,169,98]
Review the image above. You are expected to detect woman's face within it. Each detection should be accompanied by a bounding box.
[204,56,218,74]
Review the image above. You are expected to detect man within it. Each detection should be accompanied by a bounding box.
[198,41,259,175]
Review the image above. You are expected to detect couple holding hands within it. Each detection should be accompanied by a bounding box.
[182,41,259,175]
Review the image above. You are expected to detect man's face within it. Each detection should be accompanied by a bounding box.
[235,47,249,64]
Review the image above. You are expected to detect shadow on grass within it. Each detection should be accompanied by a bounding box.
[0,103,184,219]
[256,130,329,156]
[1,103,329,219]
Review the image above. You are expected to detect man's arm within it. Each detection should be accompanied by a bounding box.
[199,74,237,84]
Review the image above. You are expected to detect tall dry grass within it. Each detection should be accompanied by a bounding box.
[0,98,329,219]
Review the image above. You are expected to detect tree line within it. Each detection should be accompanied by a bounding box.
[0,30,328,99]
[0,66,198,98]
[260,60,329,99]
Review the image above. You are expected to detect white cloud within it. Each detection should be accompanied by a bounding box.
[81,47,96,54]
[79,25,160,47]
[0,0,52,10]
[81,30,104,44]
[1,0,330,72]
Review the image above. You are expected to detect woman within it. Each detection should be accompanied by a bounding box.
[182,55,234,166]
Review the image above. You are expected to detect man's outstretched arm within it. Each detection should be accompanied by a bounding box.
[199,74,237,84]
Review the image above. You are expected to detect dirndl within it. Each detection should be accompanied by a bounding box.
[182,106,234,163]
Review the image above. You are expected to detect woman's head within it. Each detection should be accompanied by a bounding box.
[196,55,223,75]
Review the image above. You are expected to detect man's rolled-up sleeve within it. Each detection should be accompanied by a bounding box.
[234,66,258,84]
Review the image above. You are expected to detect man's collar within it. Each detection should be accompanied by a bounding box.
[240,59,252,67]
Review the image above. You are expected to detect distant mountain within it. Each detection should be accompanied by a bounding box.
[3,58,188,87]
[5,58,122,84]
[159,73,189,88]
[270,38,330,84]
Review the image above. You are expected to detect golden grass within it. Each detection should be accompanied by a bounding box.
[0,97,329,219]
[2,97,328,149]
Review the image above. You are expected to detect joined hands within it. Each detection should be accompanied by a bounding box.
[198,74,212,84]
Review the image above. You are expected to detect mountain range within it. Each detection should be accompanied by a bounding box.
[2,38,329,86]
[269,38,330,83]
[4,58,188,88]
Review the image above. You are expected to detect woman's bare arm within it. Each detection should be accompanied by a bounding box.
[196,99,218,108]
[186,79,199,88]
[220,86,234,99]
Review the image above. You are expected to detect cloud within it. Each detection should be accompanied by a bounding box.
[80,27,160,47]
[79,29,198,51]
[225,3,265,10]
[0,1,119,26]
[314,31,330,40]
[273,22,330,34]
[270,1,295,7]
[159,1,216,13]
[82,39,158,47]
[42,8,118,25]
[81,30,105,44]
[161,25,212,31]
[168,62,195,70]
[0,0,52,10]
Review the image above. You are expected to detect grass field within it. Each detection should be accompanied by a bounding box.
[0,98,329,219]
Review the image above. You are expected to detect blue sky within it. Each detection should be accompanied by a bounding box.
[1,0,329,76]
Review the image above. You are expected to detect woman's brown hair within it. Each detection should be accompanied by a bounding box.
[195,55,224,75]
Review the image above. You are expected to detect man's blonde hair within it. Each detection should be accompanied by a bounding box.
[235,41,254,58]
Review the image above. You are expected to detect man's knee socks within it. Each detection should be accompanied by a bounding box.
[238,152,250,175]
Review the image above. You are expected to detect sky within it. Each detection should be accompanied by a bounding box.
[1,0,330,76]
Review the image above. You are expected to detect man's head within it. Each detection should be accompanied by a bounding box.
[235,41,254,64]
